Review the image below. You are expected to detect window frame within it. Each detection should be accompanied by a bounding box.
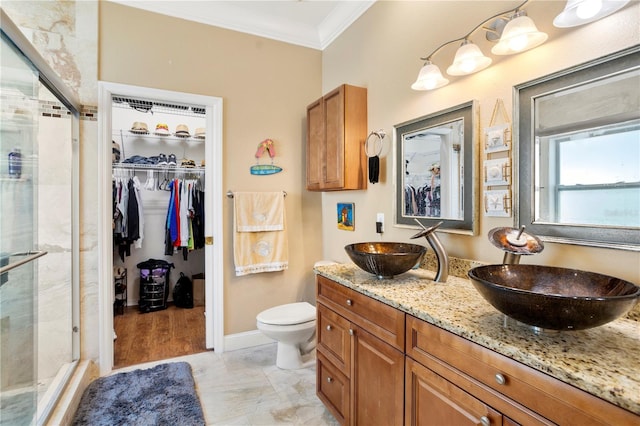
[514,46,640,251]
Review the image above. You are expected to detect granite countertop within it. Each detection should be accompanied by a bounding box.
[314,263,640,415]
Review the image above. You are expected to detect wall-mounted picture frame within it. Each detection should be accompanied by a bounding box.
[337,202,355,231]
[484,189,511,217]
[484,158,511,186]
[484,123,510,153]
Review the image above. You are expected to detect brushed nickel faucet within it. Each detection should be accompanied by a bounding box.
[411,220,449,283]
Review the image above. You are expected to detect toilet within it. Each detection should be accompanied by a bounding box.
[256,301,317,369]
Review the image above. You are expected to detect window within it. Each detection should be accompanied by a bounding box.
[516,46,640,250]
[536,120,640,227]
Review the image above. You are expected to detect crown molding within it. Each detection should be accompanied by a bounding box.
[108,1,375,50]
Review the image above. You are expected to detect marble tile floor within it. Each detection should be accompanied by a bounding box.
[112,343,340,425]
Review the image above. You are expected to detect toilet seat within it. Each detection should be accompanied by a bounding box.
[257,302,316,326]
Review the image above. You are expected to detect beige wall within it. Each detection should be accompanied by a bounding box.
[99,2,323,334]
[320,0,640,284]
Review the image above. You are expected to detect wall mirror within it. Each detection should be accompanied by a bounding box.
[515,46,639,250]
[395,100,477,234]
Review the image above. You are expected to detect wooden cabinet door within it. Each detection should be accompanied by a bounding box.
[405,357,503,426]
[306,97,324,190]
[351,325,404,426]
[322,86,346,189]
[305,84,366,191]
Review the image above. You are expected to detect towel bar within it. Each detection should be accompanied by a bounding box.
[227,190,287,198]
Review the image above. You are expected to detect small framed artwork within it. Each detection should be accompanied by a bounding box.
[484,189,511,217]
[337,203,355,231]
[484,158,511,186]
[484,123,510,153]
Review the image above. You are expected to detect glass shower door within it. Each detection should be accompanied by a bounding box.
[0,32,42,426]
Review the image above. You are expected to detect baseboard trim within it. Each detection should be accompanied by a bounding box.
[223,330,274,352]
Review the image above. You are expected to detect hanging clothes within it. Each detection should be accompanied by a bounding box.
[112,173,144,261]
[192,188,205,249]
[164,177,204,259]
[165,179,178,255]
[132,176,145,249]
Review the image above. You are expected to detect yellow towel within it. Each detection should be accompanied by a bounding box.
[234,192,284,231]
[234,192,288,276]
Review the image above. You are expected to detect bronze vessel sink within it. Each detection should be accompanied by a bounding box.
[468,264,640,331]
[345,242,427,279]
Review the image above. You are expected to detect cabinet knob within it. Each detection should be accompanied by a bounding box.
[327,377,333,383]
[494,373,506,385]
[346,299,353,306]
[349,329,354,336]
[480,416,491,426]
[326,325,332,331]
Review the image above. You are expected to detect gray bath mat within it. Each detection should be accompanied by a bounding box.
[72,362,205,425]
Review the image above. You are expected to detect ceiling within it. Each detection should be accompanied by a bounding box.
[108,0,376,50]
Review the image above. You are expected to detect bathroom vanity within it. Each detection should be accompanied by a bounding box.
[314,263,639,426]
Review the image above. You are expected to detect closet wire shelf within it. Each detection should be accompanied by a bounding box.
[113,163,205,174]
[113,130,205,143]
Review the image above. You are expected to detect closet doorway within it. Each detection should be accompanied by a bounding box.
[98,82,224,374]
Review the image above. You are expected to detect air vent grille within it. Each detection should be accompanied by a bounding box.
[112,95,206,117]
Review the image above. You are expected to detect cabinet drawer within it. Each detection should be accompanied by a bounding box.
[317,352,349,425]
[317,275,405,350]
[406,315,638,426]
[317,303,351,376]
[406,357,503,426]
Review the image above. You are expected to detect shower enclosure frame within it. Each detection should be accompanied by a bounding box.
[1,8,81,425]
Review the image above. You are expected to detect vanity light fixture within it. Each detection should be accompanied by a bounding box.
[411,61,449,90]
[553,0,630,27]
[491,10,548,55]
[412,0,546,91]
[447,40,493,76]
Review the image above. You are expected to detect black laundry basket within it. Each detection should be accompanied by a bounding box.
[136,259,174,313]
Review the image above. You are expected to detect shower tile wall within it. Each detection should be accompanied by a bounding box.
[36,97,73,382]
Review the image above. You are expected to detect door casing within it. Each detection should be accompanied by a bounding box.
[97,81,224,374]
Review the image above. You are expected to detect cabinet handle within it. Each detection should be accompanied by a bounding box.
[327,377,333,383]
[349,329,354,336]
[480,416,490,426]
[494,373,506,385]
[326,325,332,331]
[346,299,353,306]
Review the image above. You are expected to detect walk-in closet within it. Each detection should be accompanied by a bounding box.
[111,96,208,367]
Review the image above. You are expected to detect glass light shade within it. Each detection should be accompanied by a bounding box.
[553,0,630,27]
[491,12,548,55]
[446,41,492,76]
[411,62,449,90]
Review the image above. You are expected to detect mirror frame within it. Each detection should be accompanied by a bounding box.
[514,46,640,251]
[395,100,478,235]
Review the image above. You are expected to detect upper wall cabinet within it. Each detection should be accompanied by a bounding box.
[306,84,368,191]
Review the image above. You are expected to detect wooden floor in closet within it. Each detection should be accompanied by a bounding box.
[114,304,207,369]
